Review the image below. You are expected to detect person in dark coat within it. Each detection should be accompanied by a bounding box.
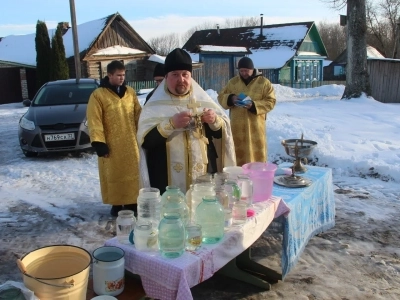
[144,63,165,105]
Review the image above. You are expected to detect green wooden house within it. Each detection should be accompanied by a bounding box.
[182,21,328,91]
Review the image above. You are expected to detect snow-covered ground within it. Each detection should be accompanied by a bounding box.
[1,84,399,299]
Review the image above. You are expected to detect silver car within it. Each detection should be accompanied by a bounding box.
[18,78,99,157]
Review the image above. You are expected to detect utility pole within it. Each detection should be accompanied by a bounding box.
[69,0,81,81]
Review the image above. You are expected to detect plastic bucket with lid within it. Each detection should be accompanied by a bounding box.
[17,244,92,300]
[242,162,277,202]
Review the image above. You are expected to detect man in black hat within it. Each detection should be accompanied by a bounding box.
[137,48,236,194]
[218,56,276,166]
[144,63,165,104]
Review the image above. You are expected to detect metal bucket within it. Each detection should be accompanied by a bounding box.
[92,246,125,297]
[17,244,92,300]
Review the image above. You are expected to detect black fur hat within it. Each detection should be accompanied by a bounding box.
[153,63,165,77]
[164,48,192,73]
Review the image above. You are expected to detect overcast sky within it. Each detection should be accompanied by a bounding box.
[0,0,348,41]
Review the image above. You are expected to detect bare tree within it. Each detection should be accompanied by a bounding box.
[366,0,400,58]
[317,21,347,59]
[148,33,180,56]
[323,0,371,98]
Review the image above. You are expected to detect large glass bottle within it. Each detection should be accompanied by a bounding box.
[195,196,225,244]
[158,212,185,258]
[161,186,190,226]
[137,187,162,228]
[116,210,136,244]
[191,183,216,223]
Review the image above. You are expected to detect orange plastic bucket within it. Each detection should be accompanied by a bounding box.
[18,245,92,300]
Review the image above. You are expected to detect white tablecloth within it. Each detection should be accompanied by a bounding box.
[105,196,290,300]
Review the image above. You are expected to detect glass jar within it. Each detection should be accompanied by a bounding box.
[195,196,225,244]
[191,183,216,223]
[158,212,185,258]
[134,220,153,251]
[185,224,202,251]
[237,175,253,207]
[161,187,190,226]
[185,184,193,219]
[116,210,136,244]
[161,186,186,206]
[223,179,241,209]
[215,186,229,209]
[137,187,162,228]
[213,172,229,187]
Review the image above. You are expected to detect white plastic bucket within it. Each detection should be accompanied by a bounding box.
[242,162,277,202]
[92,246,125,297]
[18,245,92,300]
[222,166,244,179]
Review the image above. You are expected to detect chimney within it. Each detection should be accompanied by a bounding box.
[217,24,220,35]
[260,14,264,37]
[57,22,70,35]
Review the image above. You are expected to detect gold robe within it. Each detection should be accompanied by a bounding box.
[218,74,276,166]
[87,86,142,205]
[137,80,236,193]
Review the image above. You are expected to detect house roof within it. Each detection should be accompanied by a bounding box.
[182,21,325,69]
[333,45,385,64]
[0,12,153,67]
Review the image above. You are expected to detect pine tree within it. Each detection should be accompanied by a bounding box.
[35,20,52,88]
[50,24,69,80]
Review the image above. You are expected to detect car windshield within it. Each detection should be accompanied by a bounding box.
[33,83,98,106]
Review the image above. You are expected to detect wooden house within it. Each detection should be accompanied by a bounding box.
[182,21,328,91]
[324,45,385,81]
[0,12,155,103]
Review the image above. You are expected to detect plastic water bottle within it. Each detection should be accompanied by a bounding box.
[137,187,162,228]
[116,210,136,244]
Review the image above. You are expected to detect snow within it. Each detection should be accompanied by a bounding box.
[1,83,400,298]
[0,17,107,66]
[92,45,146,56]
[197,45,249,53]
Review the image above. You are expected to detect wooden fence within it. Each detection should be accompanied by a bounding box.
[368,59,400,104]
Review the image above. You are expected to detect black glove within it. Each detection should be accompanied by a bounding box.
[91,142,109,157]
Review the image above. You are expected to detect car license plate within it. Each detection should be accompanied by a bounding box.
[44,133,75,142]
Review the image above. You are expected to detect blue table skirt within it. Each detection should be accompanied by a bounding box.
[272,163,336,279]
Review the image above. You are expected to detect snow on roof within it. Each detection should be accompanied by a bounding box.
[198,45,248,53]
[367,45,384,58]
[247,24,309,41]
[92,45,145,56]
[148,54,165,64]
[297,51,322,57]
[0,17,107,66]
[249,48,296,69]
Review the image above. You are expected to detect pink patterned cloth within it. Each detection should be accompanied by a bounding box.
[105,196,289,300]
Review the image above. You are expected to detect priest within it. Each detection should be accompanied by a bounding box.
[137,48,236,193]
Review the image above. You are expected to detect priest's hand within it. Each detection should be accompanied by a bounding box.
[171,111,192,129]
[91,142,109,158]
[201,108,217,124]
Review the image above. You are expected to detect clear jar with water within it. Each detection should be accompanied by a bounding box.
[158,212,185,258]
[191,183,216,223]
[223,179,241,209]
[134,220,153,251]
[161,187,190,227]
[237,175,253,207]
[195,196,225,244]
[137,187,162,228]
[116,210,136,244]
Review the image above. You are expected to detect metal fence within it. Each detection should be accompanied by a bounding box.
[279,80,346,89]
[126,80,157,92]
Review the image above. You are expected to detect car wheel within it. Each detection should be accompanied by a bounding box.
[23,150,38,157]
